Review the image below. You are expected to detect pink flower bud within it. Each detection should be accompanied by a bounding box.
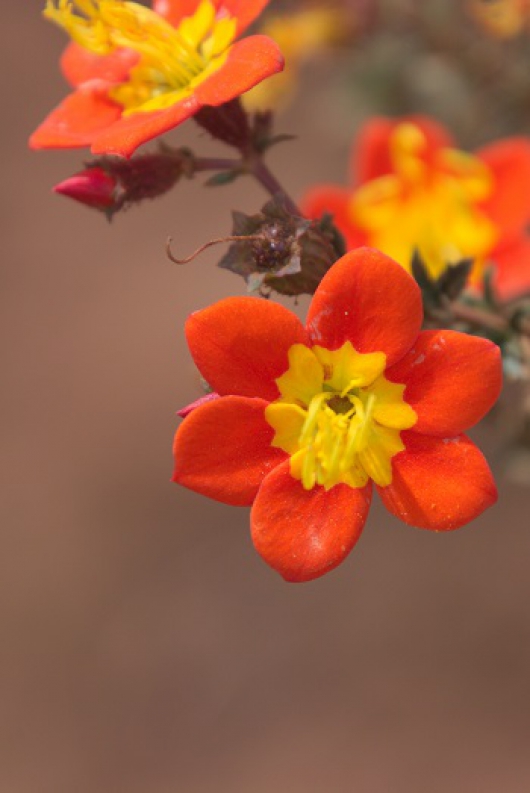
[53,168,117,210]
[52,152,188,218]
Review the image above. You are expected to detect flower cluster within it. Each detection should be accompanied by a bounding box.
[303,116,530,300]
[30,1,522,586]
[174,249,501,582]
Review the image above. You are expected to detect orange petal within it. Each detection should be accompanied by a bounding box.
[186,297,310,401]
[194,36,284,107]
[60,42,138,87]
[306,247,423,366]
[91,94,200,157]
[378,432,497,531]
[352,115,453,184]
[173,396,285,505]
[386,330,502,437]
[251,461,371,582]
[300,185,367,250]
[29,82,122,150]
[491,234,530,300]
[152,0,201,25]
[477,137,530,238]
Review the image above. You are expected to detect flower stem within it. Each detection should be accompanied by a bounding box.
[192,157,241,172]
[191,154,301,215]
[444,298,530,339]
[249,158,301,215]
[192,100,301,214]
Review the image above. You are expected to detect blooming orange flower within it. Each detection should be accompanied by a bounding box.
[29,0,283,158]
[302,116,530,300]
[173,248,501,583]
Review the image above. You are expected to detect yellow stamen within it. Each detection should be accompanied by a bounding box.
[265,341,417,491]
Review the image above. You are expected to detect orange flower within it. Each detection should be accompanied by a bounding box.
[302,116,530,300]
[173,248,501,583]
[29,0,283,158]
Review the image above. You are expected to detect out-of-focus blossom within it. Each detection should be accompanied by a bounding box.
[302,116,530,299]
[173,248,501,582]
[29,0,283,158]
[468,0,530,38]
[245,4,355,111]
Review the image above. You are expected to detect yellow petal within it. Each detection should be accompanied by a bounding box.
[276,344,323,407]
[351,175,403,230]
[202,16,237,59]
[390,122,428,183]
[358,425,405,487]
[314,341,386,392]
[265,403,306,454]
[369,375,418,430]
[180,0,216,46]
[439,148,493,202]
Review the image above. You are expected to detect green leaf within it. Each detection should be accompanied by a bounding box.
[204,170,240,187]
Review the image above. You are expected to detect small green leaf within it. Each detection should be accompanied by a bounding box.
[204,170,240,187]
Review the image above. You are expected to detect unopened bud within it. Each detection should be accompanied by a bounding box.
[53,149,191,218]
[54,168,116,210]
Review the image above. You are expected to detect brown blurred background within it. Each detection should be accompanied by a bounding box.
[1,2,530,791]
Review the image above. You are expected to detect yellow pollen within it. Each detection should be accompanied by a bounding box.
[350,122,499,280]
[44,0,237,114]
[265,341,417,491]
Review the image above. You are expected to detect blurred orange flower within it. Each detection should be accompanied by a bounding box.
[29,0,283,158]
[468,0,530,38]
[303,116,530,299]
[244,4,353,111]
[173,248,501,582]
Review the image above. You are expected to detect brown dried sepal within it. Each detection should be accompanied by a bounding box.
[218,199,344,296]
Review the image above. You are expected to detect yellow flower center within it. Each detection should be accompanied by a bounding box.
[265,342,417,491]
[44,0,237,114]
[350,122,499,280]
